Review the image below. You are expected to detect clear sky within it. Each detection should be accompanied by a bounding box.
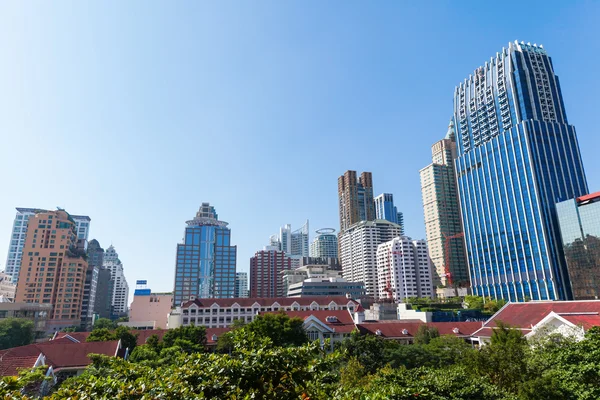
[1,1,599,299]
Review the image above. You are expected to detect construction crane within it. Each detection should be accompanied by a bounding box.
[443,232,464,286]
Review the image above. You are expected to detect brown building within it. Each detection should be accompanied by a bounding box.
[15,210,88,333]
[249,248,292,298]
[338,170,375,234]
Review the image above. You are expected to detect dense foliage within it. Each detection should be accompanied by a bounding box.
[0,317,35,350]
[3,316,600,399]
[86,326,138,352]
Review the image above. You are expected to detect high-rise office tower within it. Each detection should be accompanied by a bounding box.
[556,192,600,300]
[376,237,434,302]
[420,121,469,288]
[173,203,237,304]
[374,193,405,235]
[103,245,129,316]
[339,220,403,298]
[81,239,105,329]
[310,228,338,259]
[88,239,113,319]
[234,272,249,298]
[291,220,309,257]
[338,171,375,234]
[249,247,292,298]
[14,209,88,332]
[4,208,90,284]
[454,41,588,301]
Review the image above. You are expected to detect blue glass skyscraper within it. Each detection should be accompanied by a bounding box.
[173,203,237,305]
[454,41,588,301]
[374,193,405,235]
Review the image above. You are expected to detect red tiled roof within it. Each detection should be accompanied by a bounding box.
[180,296,361,309]
[560,314,600,330]
[53,332,91,342]
[477,301,600,335]
[357,321,482,338]
[0,340,121,375]
[134,330,168,346]
[267,310,357,333]
[0,356,40,377]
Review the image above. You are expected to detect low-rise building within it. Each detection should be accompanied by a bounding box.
[0,340,123,382]
[357,321,481,344]
[168,296,362,329]
[0,302,52,337]
[283,264,365,298]
[128,281,172,329]
[471,300,600,345]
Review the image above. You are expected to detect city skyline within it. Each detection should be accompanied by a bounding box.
[1,2,599,296]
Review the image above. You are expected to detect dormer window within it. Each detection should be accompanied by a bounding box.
[402,329,409,335]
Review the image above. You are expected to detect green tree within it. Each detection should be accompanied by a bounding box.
[241,311,307,347]
[86,326,138,353]
[92,318,116,330]
[413,325,439,345]
[0,318,35,350]
[467,321,527,394]
[484,298,507,313]
[338,330,386,374]
[464,295,484,310]
[216,318,245,354]
[162,324,206,353]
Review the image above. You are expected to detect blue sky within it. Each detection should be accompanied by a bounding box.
[1,1,599,297]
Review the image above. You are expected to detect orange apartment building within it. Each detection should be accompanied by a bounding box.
[15,210,88,333]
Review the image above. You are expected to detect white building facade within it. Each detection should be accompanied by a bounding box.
[103,246,129,315]
[0,271,16,301]
[339,220,403,298]
[376,237,434,302]
[234,272,249,298]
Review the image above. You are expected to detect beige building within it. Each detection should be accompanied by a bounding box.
[0,301,52,337]
[128,283,172,329]
[14,210,88,332]
[419,121,469,290]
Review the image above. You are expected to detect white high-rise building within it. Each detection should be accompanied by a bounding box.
[339,220,403,298]
[376,237,433,302]
[310,228,338,259]
[235,272,249,298]
[4,208,90,283]
[103,245,129,315]
[270,221,309,257]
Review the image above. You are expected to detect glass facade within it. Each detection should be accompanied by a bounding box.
[173,203,237,304]
[454,41,588,301]
[557,193,600,299]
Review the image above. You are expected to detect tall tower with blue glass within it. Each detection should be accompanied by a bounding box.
[173,203,237,305]
[454,41,588,301]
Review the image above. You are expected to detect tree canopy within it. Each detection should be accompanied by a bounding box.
[0,318,35,350]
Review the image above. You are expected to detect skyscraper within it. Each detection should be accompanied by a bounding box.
[249,247,292,298]
[376,237,433,302]
[374,193,405,235]
[556,192,600,300]
[270,221,310,258]
[310,228,338,259]
[89,239,113,319]
[14,209,88,332]
[420,121,469,288]
[234,272,249,298]
[338,171,375,234]
[454,41,588,301]
[103,245,129,316]
[4,208,90,284]
[173,203,237,305]
[339,220,403,298]
[291,220,309,257]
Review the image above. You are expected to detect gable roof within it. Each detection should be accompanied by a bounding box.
[473,300,600,338]
[0,341,120,376]
[357,321,481,339]
[180,296,361,309]
[268,310,357,334]
[0,356,41,377]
